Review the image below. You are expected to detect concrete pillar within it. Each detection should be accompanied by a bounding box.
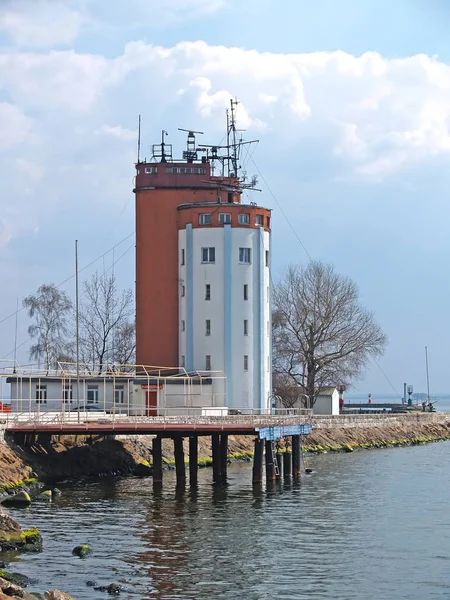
[212,433,221,484]
[283,451,292,478]
[292,435,301,477]
[173,436,186,487]
[152,436,163,485]
[189,436,198,488]
[220,434,228,483]
[252,438,264,485]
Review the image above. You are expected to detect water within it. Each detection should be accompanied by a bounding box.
[6,442,450,599]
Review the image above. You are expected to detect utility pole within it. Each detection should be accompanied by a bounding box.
[75,240,80,423]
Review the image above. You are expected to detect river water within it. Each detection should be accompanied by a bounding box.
[6,441,450,599]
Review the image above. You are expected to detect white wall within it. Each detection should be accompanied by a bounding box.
[178,224,271,411]
[313,390,340,416]
[9,379,134,412]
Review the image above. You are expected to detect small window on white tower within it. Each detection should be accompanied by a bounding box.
[239,248,251,264]
[244,284,248,300]
[181,320,185,331]
[219,213,231,224]
[265,250,269,267]
[205,320,211,336]
[205,355,211,371]
[181,249,185,265]
[199,214,212,225]
[181,355,185,368]
[255,214,263,225]
[205,284,211,300]
[238,213,250,225]
[244,355,249,371]
[244,320,248,336]
[202,247,215,263]
[267,356,270,372]
[181,285,185,297]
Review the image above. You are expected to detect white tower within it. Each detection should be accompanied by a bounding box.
[178,203,272,411]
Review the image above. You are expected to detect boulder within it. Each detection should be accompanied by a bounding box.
[72,544,92,558]
[39,491,52,501]
[0,575,27,598]
[1,492,31,508]
[0,570,30,587]
[94,583,122,595]
[44,592,77,600]
[0,527,43,554]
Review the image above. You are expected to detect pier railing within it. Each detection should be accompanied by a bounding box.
[1,407,312,430]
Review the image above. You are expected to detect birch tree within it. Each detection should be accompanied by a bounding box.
[273,261,387,406]
[23,284,73,373]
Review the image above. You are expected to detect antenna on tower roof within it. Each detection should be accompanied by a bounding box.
[178,128,204,163]
[137,114,141,163]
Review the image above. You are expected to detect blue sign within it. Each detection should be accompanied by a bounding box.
[258,424,312,440]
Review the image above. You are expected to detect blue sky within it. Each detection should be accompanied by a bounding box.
[1,0,450,396]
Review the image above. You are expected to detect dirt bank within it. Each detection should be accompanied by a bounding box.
[1,413,450,489]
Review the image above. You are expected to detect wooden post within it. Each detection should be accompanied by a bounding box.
[152,436,163,485]
[283,451,292,478]
[212,433,221,484]
[265,440,276,481]
[292,435,301,477]
[173,436,186,487]
[189,436,198,487]
[252,438,264,485]
[220,434,228,483]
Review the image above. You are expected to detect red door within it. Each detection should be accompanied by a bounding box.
[145,391,157,416]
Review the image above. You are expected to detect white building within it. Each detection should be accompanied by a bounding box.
[178,203,272,411]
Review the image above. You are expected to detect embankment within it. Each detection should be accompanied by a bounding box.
[1,413,450,488]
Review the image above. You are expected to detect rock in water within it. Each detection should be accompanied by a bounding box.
[0,508,42,553]
[0,569,30,587]
[45,591,77,600]
[72,544,92,558]
[1,491,31,507]
[40,490,52,500]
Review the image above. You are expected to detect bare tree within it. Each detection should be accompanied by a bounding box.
[79,272,134,373]
[23,284,73,373]
[273,261,387,406]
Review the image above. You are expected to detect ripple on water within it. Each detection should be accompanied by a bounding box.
[4,443,450,599]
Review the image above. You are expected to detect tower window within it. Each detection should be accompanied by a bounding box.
[244,355,249,371]
[145,167,157,174]
[199,214,212,225]
[219,213,231,224]
[267,286,270,302]
[181,249,185,265]
[202,247,215,263]
[265,250,269,267]
[206,320,211,336]
[181,355,185,368]
[205,284,211,300]
[239,248,251,264]
[181,320,185,332]
[227,192,233,203]
[205,355,211,371]
[267,216,271,228]
[255,214,263,225]
[238,213,250,225]
[181,285,185,297]
[244,319,248,336]
[244,284,248,300]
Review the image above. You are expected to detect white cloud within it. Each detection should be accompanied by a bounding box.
[0,103,32,148]
[0,1,83,48]
[97,125,136,141]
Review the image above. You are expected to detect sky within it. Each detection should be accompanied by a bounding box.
[1,0,450,396]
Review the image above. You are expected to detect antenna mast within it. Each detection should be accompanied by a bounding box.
[228,98,239,177]
[137,114,141,163]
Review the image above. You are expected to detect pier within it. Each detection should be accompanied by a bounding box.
[2,410,312,487]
